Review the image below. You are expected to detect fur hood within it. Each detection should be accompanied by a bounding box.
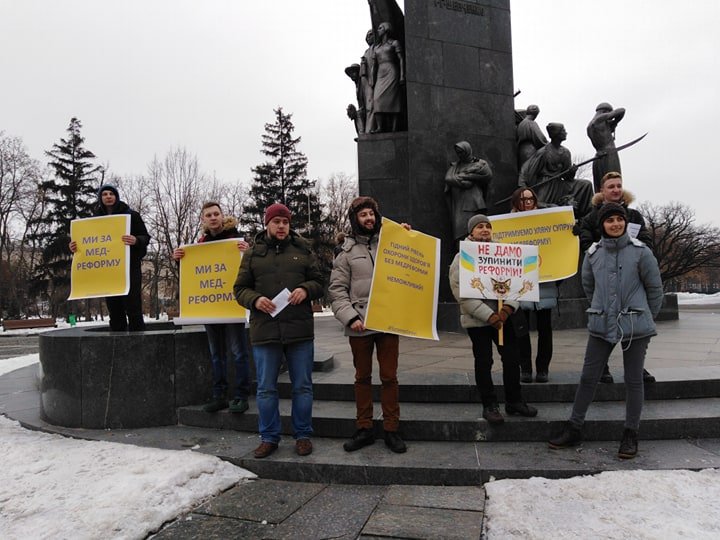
[591,189,636,207]
[201,216,238,235]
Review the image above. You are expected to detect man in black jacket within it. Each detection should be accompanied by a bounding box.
[70,184,150,331]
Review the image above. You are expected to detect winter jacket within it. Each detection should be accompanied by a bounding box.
[520,281,559,311]
[449,240,519,329]
[582,232,663,344]
[93,200,150,261]
[233,230,324,345]
[328,232,379,337]
[575,191,652,252]
[198,216,242,243]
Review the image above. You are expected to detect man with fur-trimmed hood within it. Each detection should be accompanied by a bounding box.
[173,202,251,415]
[329,196,409,454]
[575,171,652,253]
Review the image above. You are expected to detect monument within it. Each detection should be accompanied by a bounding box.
[357,0,518,329]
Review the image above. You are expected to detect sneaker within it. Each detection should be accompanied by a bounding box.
[618,428,638,459]
[535,372,549,383]
[600,366,614,384]
[384,431,407,453]
[228,399,249,414]
[520,371,533,383]
[202,398,229,413]
[295,438,313,456]
[643,369,656,383]
[343,428,376,452]
[505,402,538,417]
[253,441,278,459]
[548,424,583,449]
[482,404,505,425]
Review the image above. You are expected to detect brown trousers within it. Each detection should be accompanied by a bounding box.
[349,333,400,432]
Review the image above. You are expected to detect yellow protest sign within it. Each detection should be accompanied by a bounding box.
[174,239,247,324]
[364,218,440,340]
[489,206,579,282]
[69,215,130,300]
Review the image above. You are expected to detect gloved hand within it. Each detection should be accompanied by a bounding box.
[498,304,514,323]
[487,313,503,330]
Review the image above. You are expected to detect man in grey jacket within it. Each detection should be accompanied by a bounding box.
[329,196,407,453]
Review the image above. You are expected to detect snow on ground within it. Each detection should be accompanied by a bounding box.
[676,291,720,305]
[0,356,255,539]
[0,416,254,539]
[484,469,720,539]
[0,353,40,374]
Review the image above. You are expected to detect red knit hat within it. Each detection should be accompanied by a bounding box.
[264,203,292,225]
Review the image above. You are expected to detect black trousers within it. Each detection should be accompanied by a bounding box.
[106,259,144,331]
[519,308,553,374]
[467,324,522,406]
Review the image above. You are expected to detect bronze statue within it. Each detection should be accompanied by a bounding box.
[587,102,625,192]
[518,123,593,216]
[444,141,493,241]
[344,63,365,134]
[516,104,548,168]
[360,30,375,132]
[369,22,404,133]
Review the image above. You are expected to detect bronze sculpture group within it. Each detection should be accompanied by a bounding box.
[346,22,405,135]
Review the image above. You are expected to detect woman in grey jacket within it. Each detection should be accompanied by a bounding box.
[549,203,663,458]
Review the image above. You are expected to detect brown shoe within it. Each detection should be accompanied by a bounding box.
[295,438,313,456]
[253,441,278,459]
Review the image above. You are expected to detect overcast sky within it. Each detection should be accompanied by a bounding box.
[1,0,718,225]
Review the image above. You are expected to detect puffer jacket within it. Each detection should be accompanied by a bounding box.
[576,191,652,252]
[582,232,663,344]
[233,230,324,345]
[328,233,379,337]
[93,200,150,261]
[449,242,519,329]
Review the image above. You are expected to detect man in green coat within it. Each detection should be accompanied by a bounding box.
[234,203,325,459]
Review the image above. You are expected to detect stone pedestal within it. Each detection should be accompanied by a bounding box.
[358,0,516,322]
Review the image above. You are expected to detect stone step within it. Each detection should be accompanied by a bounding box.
[178,396,720,442]
[224,435,720,486]
[282,367,720,403]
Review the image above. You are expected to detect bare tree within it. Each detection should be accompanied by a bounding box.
[639,201,720,284]
[320,172,358,234]
[145,148,206,305]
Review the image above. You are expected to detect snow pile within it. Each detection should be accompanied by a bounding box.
[0,416,254,539]
[676,292,720,305]
[485,469,720,539]
[0,353,39,376]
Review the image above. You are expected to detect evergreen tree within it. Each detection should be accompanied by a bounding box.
[29,117,100,316]
[243,108,323,236]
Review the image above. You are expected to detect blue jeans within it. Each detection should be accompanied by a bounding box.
[253,340,314,443]
[205,323,250,400]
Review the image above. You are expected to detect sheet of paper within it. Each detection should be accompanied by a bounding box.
[627,223,641,239]
[270,288,291,318]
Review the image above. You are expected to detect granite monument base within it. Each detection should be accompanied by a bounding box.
[39,322,214,429]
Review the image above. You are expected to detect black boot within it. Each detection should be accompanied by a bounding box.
[343,428,375,452]
[548,423,583,449]
[384,431,407,453]
[642,369,656,383]
[618,428,638,459]
[600,365,614,384]
[505,402,538,417]
[482,404,504,425]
